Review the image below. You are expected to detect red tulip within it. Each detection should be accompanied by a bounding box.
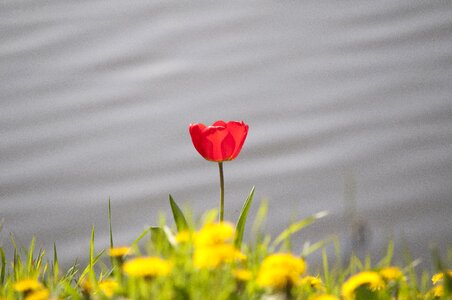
[189,120,249,162]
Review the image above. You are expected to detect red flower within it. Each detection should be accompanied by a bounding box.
[189,121,249,162]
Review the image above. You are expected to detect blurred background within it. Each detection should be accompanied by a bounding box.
[1,0,451,268]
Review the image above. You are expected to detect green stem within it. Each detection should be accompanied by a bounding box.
[218,162,225,222]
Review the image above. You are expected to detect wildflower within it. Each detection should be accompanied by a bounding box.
[80,279,94,294]
[123,256,172,278]
[233,269,253,281]
[432,270,452,285]
[108,246,132,258]
[24,288,50,300]
[14,279,43,293]
[99,279,119,297]
[427,285,444,298]
[256,253,306,290]
[301,276,325,290]
[175,230,192,244]
[379,266,404,281]
[193,244,246,269]
[189,121,248,162]
[341,271,384,300]
[194,222,235,248]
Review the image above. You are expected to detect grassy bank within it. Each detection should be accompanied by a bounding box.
[0,190,450,300]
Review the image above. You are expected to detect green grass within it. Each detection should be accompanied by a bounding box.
[0,188,450,300]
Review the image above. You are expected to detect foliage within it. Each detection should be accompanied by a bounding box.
[0,189,450,300]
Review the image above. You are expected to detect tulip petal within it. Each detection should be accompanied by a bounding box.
[226,121,249,159]
[213,120,227,127]
[201,126,235,162]
[221,132,236,161]
[189,123,207,158]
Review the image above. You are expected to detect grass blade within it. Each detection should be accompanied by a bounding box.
[0,247,5,285]
[270,211,328,251]
[234,186,255,248]
[27,237,36,275]
[131,226,152,255]
[377,239,394,267]
[78,250,105,285]
[301,235,336,257]
[169,194,188,231]
[53,242,59,280]
[89,226,96,283]
[108,198,114,249]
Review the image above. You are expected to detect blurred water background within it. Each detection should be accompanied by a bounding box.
[1,0,452,268]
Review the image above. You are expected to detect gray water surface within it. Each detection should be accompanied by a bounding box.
[1,0,452,266]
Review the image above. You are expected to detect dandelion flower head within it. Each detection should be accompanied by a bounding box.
[379,266,404,281]
[193,244,246,269]
[14,279,43,293]
[341,271,385,300]
[123,256,172,277]
[24,288,50,300]
[194,222,235,248]
[108,246,132,257]
[256,253,306,290]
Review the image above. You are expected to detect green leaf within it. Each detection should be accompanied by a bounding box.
[53,242,59,280]
[77,250,105,285]
[108,198,114,249]
[301,235,336,257]
[89,226,96,283]
[27,237,36,275]
[169,194,188,232]
[270,211,328,251]
[379,239,394,267]
[0,247,5,285]
[234,186,255,248]
[151,226,175,253]
[131,226,152,255]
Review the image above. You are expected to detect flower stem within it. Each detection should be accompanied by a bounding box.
[218,162,225,222]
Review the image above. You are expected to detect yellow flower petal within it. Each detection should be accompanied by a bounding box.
[14,279,43,292]
[108,246,132,257]
[99,279,119,297]
[301,276,325,290]
[194,222,235,248]
[193,244,245,269]
[25,289,50,300]
[379,266,404,281]
[256,253,306,290]
[233,269,253,281]
[123,256,172,277]
[341,271,384,300]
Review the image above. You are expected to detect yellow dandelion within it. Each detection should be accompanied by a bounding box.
[301,276,325,290]
[233,269,253,281]
[108,246,132,257]
[427,285,444,298]
[256,253,306,290]
[309,295,339,300]
[432,273,443,285]
[194,222,235,248]
[379,266,404,281]
[341,271,385,300]
[193,244,246,269]
[99,279,119,297]
[123,256,172,277]
[25,288,50,300]
[175,230,192,244]
[432,270,452,285]
[14,279,43,293]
